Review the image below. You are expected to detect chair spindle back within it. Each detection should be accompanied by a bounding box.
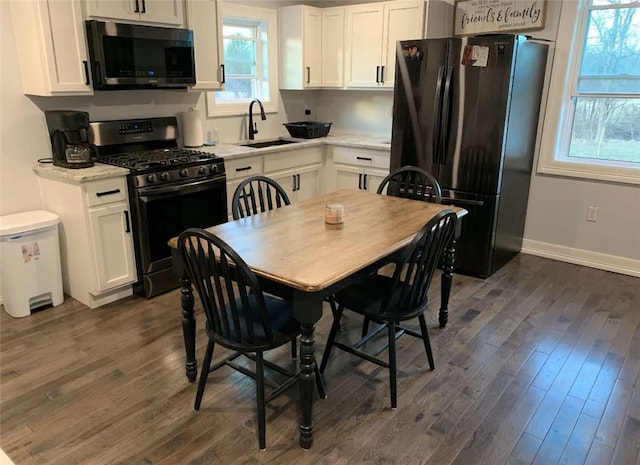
[380,210,457,319]
[232,175,291,220]
[178,228,274,345]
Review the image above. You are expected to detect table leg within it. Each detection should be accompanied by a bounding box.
[180,275,197,382]
[298,323,316,449]
[439,238,456,328]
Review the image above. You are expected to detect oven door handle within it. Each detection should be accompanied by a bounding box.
[138,176,225,197]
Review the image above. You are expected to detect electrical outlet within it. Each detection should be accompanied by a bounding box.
[586,206,599,222]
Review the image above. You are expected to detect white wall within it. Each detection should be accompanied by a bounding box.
[521,0,640,276]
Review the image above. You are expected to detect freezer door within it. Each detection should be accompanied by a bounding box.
[440,190,498,278]
[390,38,449,175]
[437,35,517,195]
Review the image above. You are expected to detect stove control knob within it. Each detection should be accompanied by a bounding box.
[198,166,207,175]
[209,164,218,174]
[160,172,170,181]
[179,169,189,177]
[146,173,158,183]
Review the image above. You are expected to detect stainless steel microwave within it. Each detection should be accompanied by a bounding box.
[85,20,196,90]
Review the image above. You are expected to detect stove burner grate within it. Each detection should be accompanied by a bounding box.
[100,148,219,171]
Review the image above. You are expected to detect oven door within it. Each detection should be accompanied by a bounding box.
[133,175,227,275]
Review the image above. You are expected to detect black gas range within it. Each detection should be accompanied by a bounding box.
[90,117,228,299]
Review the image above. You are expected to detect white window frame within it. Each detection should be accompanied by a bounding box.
[537,0,640,185]
[206,3,278,117]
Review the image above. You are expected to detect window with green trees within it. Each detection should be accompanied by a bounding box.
[206,4,278,117]
[539,0,639,184]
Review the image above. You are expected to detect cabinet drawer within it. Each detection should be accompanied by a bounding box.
[225,156,263,180]
[332,146,390,169]
[264,148,323,173]
[84,177,128,207]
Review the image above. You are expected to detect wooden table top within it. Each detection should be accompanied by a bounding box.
[168,189,466,292]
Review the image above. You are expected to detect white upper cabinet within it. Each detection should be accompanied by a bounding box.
[381,1,425,88]
[85,0,184,26]
[345,0,424,89]
[185,0,224,91]
[9,0,93,96]
[279,5,323,89]
[304,7,323,88]
[321,7,345,87]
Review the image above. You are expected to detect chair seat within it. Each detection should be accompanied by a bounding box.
[207,294,300,351]
[335,274,425,322]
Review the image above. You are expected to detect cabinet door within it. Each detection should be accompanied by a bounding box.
[345,3,383,88]
[226,178,242,220]
[186,0,224,90]
[88,203,137,292]
[303,8,323,88]
[85,0,183,25]
[141,0,184,26]
[268,169,296,201]
[335,165,364,191]
[321,7,344,87]
[364,168,389,193]
[295,165,322,201]
[85,0,139,22]
[381,1,424,88]
[10,0,93,95]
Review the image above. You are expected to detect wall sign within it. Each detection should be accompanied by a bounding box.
[454,0,546,36]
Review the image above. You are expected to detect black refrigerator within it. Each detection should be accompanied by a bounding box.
[390,34,548,278]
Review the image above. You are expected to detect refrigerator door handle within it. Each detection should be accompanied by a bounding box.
[433,66,445,165]
[442,197,485,207]
[439,66,454,165]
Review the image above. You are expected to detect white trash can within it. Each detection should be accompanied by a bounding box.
[0,210,64,318]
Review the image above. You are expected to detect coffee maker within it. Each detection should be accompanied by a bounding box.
[45,110,94,169]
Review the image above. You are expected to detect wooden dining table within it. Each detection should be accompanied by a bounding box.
[168,189,466,449]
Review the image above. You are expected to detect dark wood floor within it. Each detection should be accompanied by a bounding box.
[1,254,639,465]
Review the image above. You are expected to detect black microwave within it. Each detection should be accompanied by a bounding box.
[85,20,196,90]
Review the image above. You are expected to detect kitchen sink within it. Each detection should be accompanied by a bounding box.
[241,139,300,149]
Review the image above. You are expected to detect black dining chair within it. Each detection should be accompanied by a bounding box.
[232,175,340,324]
[376,165,442,203]
[178,228,325,450]
[319,210,457,409]
[231,175,291,220]
[359,165,443,336]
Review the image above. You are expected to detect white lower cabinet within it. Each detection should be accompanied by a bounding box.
[264,147,323,202]
[87,202,137,291]
[268,165,322,202]
[325,145,390,193]
[38,175,137,308]
[334,165,388,193]
[224,154,264,220]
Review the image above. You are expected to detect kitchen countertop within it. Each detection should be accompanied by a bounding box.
[198,133,392,159]
[33,162,130,183]
[32,134,391,182]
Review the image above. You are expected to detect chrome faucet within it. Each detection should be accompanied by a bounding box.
[248,99,266,140]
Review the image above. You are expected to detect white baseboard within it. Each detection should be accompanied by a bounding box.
[522,239,640,278]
